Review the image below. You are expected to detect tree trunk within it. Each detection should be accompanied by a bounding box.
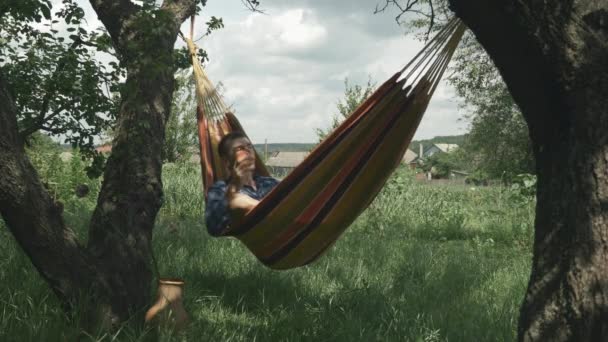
[83,0,196,324]
[86,30,178,325]
[0,73,117,328]
[0,0,197,329]
[449,0,608,340]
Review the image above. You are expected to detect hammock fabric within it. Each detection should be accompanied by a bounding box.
[186,19,465,270]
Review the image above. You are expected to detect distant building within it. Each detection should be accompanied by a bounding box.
[266,151,309,175]
[95,143,112,154]
[424,143,459,158]
[401,149,418,169]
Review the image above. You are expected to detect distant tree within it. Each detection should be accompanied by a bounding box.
[316,77,376,142]
[377,0,534,180]
[421,148,467,178]
[25,131,62,154]
[450,32,535,180]
[163,70,197,163]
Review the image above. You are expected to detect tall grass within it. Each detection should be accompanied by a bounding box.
[0,159,534,341]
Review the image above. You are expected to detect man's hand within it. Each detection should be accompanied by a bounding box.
[228,191,259,211]
[227,190,259,225]
[230,157,255,185]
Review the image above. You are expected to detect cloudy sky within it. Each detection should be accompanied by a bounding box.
[74,0,468,143]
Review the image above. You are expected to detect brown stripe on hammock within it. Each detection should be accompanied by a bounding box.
[198,107,216,193]
[299,82,436,267]
[229,74,401,234]
[255,82,412,259]
[261,84,418,266]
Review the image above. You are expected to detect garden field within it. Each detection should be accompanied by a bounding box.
[0,153,534,341]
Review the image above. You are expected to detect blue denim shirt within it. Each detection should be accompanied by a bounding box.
[205,175,280,235]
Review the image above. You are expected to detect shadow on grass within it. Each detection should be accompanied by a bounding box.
[0,216,526,342]
[171,235,526,342]
[385,243,525,341]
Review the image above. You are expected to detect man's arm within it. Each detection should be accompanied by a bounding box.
[228,192,260,212]
[205,184,259,235]
[205,184,231,236]
[226,180,260,220]
[226,156,259,213]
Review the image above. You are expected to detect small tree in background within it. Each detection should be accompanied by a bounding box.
[163,70,198,163]
[316,77,376,142]
[421,148,468,179]
[450,36,535,180]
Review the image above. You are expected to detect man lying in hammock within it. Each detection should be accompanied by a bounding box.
[205,132,280,235]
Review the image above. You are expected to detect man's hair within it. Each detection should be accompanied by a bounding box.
[218,131,249,159]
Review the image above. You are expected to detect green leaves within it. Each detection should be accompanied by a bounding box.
[422,149,467,179]
[204,16,224,37]
[2,0,123,178]
[163,70,198,163]
[39,4,51,20]
[0,0,52,22]
[2,0,221,178]
[443,30,535,180]
[316,77,376,142]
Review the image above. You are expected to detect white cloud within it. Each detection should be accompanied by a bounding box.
[275,9,327,49]
[69,0,467,143]
[195,3,467,143]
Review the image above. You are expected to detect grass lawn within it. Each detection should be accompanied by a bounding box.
[0,159,534,341]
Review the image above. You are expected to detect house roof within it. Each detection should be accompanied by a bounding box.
[433,143,459,153]
[95,144,112,153]
[402,149,418,164]
[266,151,309,168]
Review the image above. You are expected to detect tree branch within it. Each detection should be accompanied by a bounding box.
[40,125,63,135]
[88,0,138,42]
[19,102,72,138]
[428,0,435,39]
[0,74,22,147]
[161,0,198,28]
[18,39,84,141]
[374,0,437,40]
[374,0,422,23]
[241,0,264,13]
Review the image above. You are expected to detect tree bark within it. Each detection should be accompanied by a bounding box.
[448,0,608,340]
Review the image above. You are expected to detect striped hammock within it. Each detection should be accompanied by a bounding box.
[186,19,466,270]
